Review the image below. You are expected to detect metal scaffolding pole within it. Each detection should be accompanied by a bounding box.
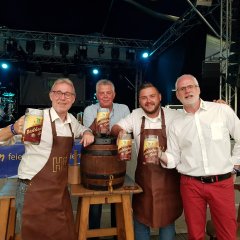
[219,0,238,113]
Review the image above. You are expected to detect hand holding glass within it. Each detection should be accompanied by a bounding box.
[96,108,110,135]
[117,133,132,161]
[143,135,159,164]
[22,108,44,145]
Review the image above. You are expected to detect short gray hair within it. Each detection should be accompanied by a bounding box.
[175,74,199,90]
[51,78,76,94]
[96,79,115,93]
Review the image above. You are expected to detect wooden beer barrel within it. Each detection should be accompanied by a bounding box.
[81,137,126,190]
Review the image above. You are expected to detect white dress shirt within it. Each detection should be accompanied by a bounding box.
[116,107,183,156]
[18,107,90,180]
[165,100,240,176]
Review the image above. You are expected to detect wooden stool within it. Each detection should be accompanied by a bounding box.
[71,175,142,240]
[0,178,18,240]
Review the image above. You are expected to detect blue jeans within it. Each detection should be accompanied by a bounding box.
[89,204,117,240]
[134,217,176,240]
[15,181,28,233]
[89,204,102,229]
[89,204,116,229]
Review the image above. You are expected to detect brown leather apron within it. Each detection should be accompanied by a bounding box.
[132,108,183,228]
[21,111,77,240]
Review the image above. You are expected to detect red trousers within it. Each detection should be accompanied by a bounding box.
[180,175,237,240]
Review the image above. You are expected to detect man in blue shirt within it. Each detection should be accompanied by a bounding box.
[83,79,130,237]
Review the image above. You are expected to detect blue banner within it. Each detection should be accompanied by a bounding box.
[0,142,82,178]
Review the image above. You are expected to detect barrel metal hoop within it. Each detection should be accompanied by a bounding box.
[94,137,117,145]
[82,171,126,180]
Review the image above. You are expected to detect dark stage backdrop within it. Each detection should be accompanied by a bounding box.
[19,72,85,106]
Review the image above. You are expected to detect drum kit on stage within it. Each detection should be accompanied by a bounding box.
[0,88,16,122]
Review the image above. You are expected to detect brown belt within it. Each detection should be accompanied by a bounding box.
[18,178,31,185]
[183,172,232,183]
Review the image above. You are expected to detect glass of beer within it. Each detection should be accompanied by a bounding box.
[143,135,159,164]
[22,108,44,145]
[96,108,110,136]
[117,133,132,161]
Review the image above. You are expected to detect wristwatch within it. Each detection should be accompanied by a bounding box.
[232,168,240,176]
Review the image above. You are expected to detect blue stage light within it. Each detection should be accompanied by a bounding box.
[92,68,99,75]
[142,52,149,58]
[1,63,9,69]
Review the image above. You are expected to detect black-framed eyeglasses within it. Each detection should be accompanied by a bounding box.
[51,90,75,99]
[177,85,199,92]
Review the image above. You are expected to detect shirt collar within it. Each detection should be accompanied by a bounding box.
[183,98,207,114]
[50,107,71,124]
[199,99,207,111]
[141,107,162,122]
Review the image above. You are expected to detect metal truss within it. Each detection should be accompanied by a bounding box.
[0,52,139,69]
[150,0,239,114]
[219,0,238,113]
[150,0,221,57]
[0,28,153,48]
[0,1,238,113]
[0,28,153,67]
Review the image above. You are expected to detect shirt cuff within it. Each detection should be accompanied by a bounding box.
[231,156,240,165]
[165,152,177,168]
[83,129,92,134]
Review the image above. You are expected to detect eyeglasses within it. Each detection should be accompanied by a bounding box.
[177,85,199,92]
[51,90,75,99]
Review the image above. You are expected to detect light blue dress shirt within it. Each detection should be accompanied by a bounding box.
[83,102,130,129]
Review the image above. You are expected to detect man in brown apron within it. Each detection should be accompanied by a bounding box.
[111,82,183,240]
[8,78,94,240]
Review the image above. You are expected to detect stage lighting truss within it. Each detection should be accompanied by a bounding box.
[5,37,18,56]
[98,44,105,55]
[26,40,36,56]
[60,42,69,58]
[111,47,120,60]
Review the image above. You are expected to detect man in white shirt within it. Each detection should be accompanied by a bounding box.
[111,82,183,240]
[159,74,240,240]
[3,78,94,240]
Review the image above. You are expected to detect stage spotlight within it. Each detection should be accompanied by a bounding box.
[1,63,9,70]
[43,41,51,51]
[26,40,36,56]
[60,42,69,58]
[142,51,149,59]
[92,68,99,75]
[98,44,105,55]
[5,38,17,56]
[111,47,120,60]
[126,49,136,61]
[75,45,88,62]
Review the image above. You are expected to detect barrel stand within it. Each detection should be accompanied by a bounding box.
[0,179,18,240]
[71,176,142,240]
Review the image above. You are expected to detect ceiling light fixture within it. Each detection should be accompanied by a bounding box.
[26,40,36,56]
[60,42,69,58]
